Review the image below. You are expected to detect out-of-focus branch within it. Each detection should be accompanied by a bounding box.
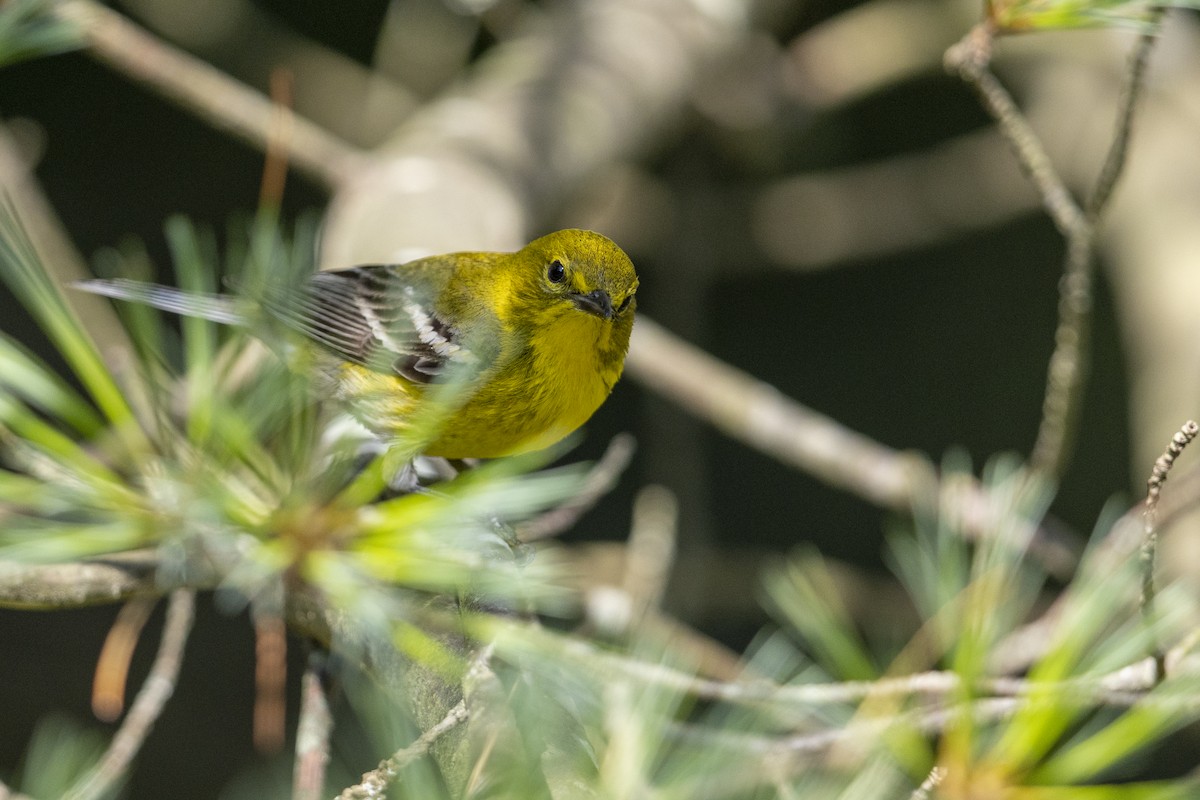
[62,589,195,800]
[518,433,637,542]
[0,551,180,609]
[322,0,753,263]
[628,317,1081,575]
[629,318,924,509]
[293,655,333,800]
[532,623,1195,714]
[753,127,1043,271]
[784,0,970,110]
[51,0,367,189]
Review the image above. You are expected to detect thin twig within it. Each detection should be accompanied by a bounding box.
[910,765,947,800]
[62,589,196,800]
[523,620,1196,714]
[462,642,504,797]
[945,25,1085,239]
[51,0,366,189]
[1141,420,1199,677]
[518,433,637,542]
[336,701,470,799]
[947,24,1091,477]
[1087,16,1163,218]
[1031,234,1093,475]
[293,654,333,800]
[947,22,1162,478]
[334,643,491,799]
[1036,25,1160,475]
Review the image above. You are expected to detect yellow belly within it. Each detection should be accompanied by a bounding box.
[334,340,616,459]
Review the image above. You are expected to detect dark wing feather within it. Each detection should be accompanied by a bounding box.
[258,266,464,385]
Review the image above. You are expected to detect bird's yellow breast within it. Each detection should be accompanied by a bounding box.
[335,310,627,460]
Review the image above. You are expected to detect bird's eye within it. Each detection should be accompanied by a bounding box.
[547,260,566,284]
[616,295,632,314]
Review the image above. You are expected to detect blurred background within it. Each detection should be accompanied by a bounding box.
[3,0,1199,795]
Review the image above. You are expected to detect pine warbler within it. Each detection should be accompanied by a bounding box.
[78,229,638,459]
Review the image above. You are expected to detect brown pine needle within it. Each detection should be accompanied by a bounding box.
[253,612,288,752]
[259,67,295,211]
[91,596,157,722]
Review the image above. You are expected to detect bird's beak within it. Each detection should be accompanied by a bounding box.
[571,289,614,319]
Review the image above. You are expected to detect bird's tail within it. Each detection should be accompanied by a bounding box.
[73,279,247,325]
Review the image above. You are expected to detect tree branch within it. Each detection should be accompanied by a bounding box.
[0,551,184,609]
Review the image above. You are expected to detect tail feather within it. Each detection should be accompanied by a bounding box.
[73,279,247,325]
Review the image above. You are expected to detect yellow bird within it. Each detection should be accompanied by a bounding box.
[78,229,638,459]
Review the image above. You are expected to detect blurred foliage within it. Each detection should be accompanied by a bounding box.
[986,0,1188,32]
[766,456,1200,797]
[0,0,81,69]
[10,717,109,800]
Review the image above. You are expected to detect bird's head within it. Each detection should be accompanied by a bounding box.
[515,229,639,326]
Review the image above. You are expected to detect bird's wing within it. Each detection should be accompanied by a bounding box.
[258,265,476,385]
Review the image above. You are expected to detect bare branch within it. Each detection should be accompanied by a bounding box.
[337,701,469,799]
[62,589,195,800]
[523,617,1199,718]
